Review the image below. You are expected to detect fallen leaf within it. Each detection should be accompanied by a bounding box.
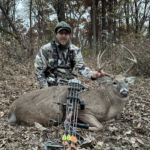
[137,122,141,128]
[116,136,121,140]
[136,138,144,145]
[2,99,7,103]
[125,130,132,135]
[108,126,118,132]
[9,95,16,100]
[0,111,4,117]
[66,147,72,150]
[34,122,47,131]
[142,117,150,122]
[0,144,3,148]
[132,143,139,148]
[0,139,6,148]
[97,141,103,147]
[32,146,38,150]
[59,129,64,135]
[130,137,136,144]
[121,146,126,149]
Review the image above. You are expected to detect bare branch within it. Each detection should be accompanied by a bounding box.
[0,2,26,49]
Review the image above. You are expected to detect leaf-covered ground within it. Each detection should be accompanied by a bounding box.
[0,56,150,150]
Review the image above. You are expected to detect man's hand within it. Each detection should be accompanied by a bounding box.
[91,70,105,79]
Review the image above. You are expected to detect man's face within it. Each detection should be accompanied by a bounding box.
[55,29,70,45]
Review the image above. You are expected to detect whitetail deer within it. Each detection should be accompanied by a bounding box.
[8,45,137,131]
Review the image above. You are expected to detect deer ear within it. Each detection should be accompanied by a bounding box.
[126,77,136,84]
[96,77,112,84]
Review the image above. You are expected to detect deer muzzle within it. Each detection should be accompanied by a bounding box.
[120,89,129,97]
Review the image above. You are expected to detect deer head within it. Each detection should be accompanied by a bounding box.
[96,44,137,99]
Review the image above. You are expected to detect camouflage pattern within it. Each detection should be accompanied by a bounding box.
[55,21,72,33]
[35,42,93,88]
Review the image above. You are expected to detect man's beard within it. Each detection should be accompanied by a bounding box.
[60,39,67,45]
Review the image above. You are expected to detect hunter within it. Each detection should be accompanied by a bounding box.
[35,21,105,88]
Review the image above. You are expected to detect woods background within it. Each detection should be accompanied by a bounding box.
[1,0,150,77]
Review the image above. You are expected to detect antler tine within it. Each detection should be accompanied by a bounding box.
[97,49,114,78]
[97,49,106,70]
[121,44,137,76]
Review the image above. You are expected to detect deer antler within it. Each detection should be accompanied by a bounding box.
[97,50,114,78]
[121,45,137,76]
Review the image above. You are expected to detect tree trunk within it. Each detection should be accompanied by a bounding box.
[13,0,16,22]
[102,0,106,50]
[89,36,92,50]
[30,0,32,44]
[126,0,129,33]
[30,0,33,55]
[102,0,106,47]
[57,0,65,22]
[92,0,96,56]
[124,0,129,33]
[95,0,98,53]
[134,0,138,34]
[102,0,106,31]
[108,0,113,43]
[37,2,42,40]
[42,7,46,43]
[113,0,117,42]
[131,4,134,28]
[89,6,93,50]
[139,2,147,31]
[2,0,8,29]
[149,16,150,36]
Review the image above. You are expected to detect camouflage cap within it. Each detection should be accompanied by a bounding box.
[55,21,71,34]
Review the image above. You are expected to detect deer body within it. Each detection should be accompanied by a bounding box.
[8,75,136,131]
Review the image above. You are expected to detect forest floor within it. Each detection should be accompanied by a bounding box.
[0,54,150,150]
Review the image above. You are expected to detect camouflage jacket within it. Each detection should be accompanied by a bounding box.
[35,41,93,88]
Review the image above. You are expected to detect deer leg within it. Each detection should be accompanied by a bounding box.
[78,114,103,131]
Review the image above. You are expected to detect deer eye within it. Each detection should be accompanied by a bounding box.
[124,79,128,83]
[113,81,117,85]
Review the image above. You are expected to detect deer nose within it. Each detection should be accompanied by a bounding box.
[120,89,129,97]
